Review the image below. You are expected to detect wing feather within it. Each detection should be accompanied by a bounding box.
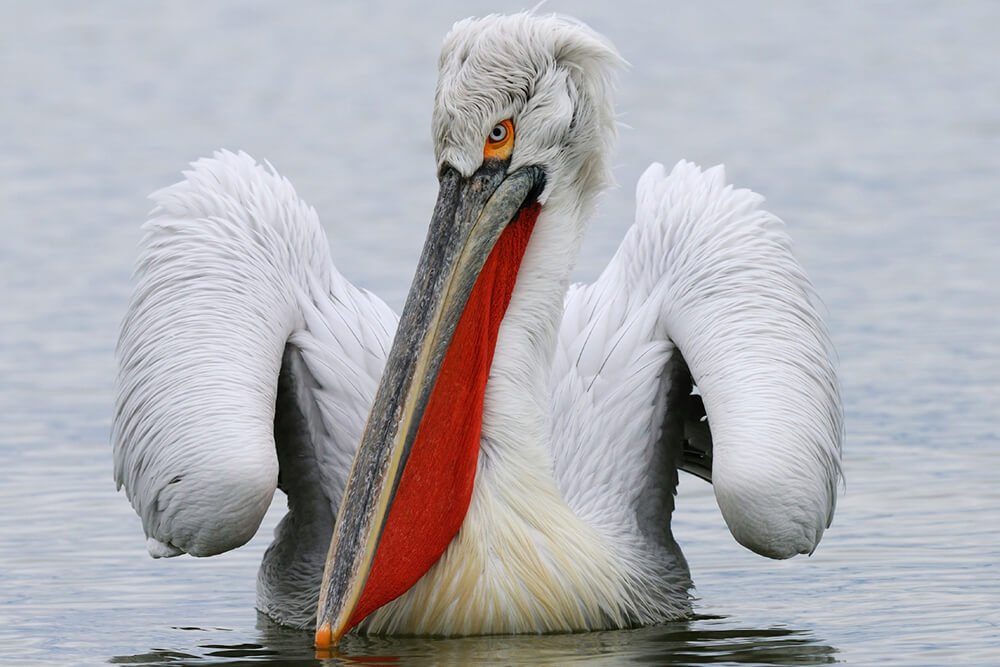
[112,150,395,559]
[553,160,842,559]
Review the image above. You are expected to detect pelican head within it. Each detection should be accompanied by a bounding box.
[315,14,625,646]
[432,14,622,223]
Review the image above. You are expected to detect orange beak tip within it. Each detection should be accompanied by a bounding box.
[314,622,333,649]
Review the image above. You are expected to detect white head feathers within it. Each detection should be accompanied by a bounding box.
[433,13,624,221]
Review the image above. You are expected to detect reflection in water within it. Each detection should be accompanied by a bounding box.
[109,615,837,665]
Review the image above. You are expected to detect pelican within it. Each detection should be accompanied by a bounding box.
[112,13,842,647]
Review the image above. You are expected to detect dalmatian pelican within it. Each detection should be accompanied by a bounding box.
[112,13,842,648]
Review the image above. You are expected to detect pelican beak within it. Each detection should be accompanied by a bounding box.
[315,159,545,647]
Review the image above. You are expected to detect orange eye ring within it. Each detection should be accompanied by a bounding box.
[483,119,514,160]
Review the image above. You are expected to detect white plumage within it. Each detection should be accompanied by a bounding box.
[113,13,842,636]
[554,161,840,561]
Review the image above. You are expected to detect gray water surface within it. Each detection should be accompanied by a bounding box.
[2,2,998,665]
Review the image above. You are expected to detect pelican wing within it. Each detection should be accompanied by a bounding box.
[113,150,396,559]
[553,161,842,559]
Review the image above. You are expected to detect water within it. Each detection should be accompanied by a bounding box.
[2,2,998,664]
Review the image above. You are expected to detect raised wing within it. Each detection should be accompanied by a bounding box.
[552,161,842,559]
[112,150,396,560]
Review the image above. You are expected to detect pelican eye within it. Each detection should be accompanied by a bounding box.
[483,119,514,160]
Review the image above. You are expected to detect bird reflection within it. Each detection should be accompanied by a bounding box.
[109,615,837,665]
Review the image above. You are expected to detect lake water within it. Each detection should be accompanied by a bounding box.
[2,2,998,665]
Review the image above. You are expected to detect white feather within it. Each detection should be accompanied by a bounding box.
[112,149,395,566]
[555,161,842,561]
